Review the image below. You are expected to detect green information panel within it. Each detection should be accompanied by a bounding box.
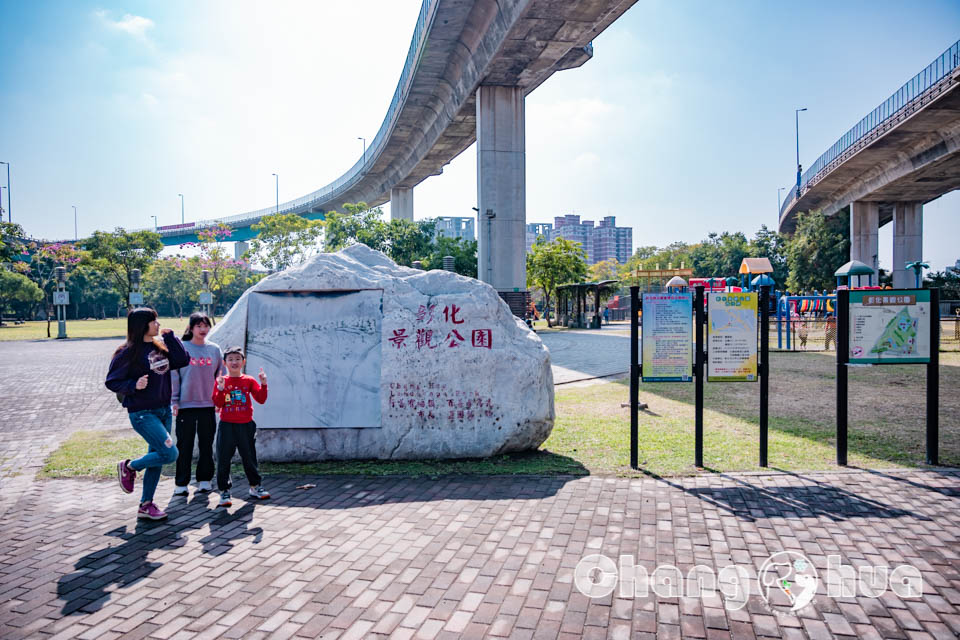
[848,289,930,364]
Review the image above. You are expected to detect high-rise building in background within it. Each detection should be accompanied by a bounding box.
[535,215,631,265]
[434,216,475,242]
[525,222,553,253]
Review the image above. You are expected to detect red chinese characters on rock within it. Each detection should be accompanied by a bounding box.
[386,381,497,423]
[390,302,492,351]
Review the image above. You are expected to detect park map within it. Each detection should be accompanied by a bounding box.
[870,307,919,356]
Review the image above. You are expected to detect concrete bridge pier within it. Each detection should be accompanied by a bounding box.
[476,85,527,315]
[892,202,923,288]
[850,201,880,275]
[390,187,414,221]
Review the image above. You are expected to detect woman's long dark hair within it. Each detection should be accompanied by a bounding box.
[182,312,212,341]
[113,307,164,362]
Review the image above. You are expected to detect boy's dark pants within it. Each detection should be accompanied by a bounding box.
[216,420,262,490]
[175,407,216,486]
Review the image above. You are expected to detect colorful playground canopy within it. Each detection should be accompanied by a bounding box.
[666,276,688,289]
[739,257,773,274]
[751,274,775,287]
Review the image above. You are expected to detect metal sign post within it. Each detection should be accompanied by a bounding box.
[54,266,69,339]
[629,286,639,469]
[694,285,705,468]
[199,269,213,318]
[927,287,940,465]
[129,269,144,307]
[759,285,770,467]
[836,288,939,466]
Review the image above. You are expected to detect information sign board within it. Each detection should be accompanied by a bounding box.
[708,292,758,381]
[849,289,930,364]
[641,293,693,382]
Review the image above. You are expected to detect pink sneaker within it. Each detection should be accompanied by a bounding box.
[117,460,135,494]
[137,502,167,520]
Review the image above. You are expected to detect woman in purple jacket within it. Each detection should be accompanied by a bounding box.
[105,308,190,520]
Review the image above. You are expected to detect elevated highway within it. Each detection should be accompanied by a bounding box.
[779,40,960,287]
[148,0,638,310]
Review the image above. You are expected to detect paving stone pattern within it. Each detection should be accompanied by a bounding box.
[0,340,130,519]
[2,339,959,639]
[0,470,958,639]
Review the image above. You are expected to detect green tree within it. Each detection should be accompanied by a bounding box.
[66,264,123,319]
[143,256,202,318]
[0,222,27,264]
[25,243,82,336]
[690,231,751,278]
[323,202,389,252]
[85,228,164,302]
[0,269,43,324]
[247,213,324,272]
[383,219,436,266]
[924,270,960,299]
[526,237,588,327]
[784,210,850,293]
[180,223,240,316]
[424,236,478,278]
[750,225,789,287]
[589,258,620,282]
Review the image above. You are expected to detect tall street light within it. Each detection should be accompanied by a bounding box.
[151,215,158,230]
[0,161,9,222]
[777,187,786,215]
[795,107,807,200]
[272,173,279,213]
[1,186,5,220]
[72,205,77,240]
[358,137,366,165]
[178,193,184,225]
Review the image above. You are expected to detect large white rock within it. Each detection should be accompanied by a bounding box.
[208,244,554,461]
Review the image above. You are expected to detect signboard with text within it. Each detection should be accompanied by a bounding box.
[848,289,930,364]
[641,293,693,382]
[708,292,758,381]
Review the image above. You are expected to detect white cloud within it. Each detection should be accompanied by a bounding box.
[95,10,155,44]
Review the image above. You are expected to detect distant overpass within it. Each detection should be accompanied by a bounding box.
[137,0,638,312]
[779,40,960,287]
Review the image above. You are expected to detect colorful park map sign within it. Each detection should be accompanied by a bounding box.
[848,290,930,364]
[642,293,693,382]
[708,292,758,381]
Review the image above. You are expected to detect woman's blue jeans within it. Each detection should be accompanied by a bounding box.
[128,407,178,503]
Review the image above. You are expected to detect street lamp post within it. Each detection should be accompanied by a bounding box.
[272,173,278,213]
[795,107,807,200]
[0,161,9,222]
[151,215,158,230]
[178,193,184,225]
[358,137,366,165]
[777,187,786,215]
[72,205,77,240]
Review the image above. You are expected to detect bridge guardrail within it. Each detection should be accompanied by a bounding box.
[143,0,440,238]
[780,39,960,220]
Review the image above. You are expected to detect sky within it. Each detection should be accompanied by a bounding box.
[2,0,959,272]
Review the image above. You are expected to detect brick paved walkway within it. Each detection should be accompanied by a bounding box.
[2,339,959,639]
[1,471,958,639]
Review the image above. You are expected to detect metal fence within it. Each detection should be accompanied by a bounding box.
[771,317,960,352]
[780,39,960,219]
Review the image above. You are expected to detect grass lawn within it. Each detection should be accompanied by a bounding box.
[39,351,958,480]
[0,316,221,341]
[545,351,960,476]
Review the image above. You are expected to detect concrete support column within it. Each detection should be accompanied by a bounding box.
[850,201,879,275]
[476,85,525,293]
[892,202,923,288]
[390,187,414,221]
[234,241,249,261]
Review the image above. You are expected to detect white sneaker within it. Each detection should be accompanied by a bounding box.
[172,485,189,496]
[197,481,212,493]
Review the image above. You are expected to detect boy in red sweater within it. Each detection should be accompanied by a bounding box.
[213,346,269,507]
